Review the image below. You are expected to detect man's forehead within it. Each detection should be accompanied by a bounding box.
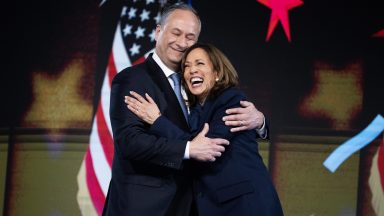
[166,9,199,24]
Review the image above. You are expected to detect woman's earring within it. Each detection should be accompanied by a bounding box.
[215,78,219,82]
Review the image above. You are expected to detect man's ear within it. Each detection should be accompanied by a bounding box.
[154,24,161,41]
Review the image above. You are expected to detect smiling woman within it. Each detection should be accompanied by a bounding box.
[181,43,239,107]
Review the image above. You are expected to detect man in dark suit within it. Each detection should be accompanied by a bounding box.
[103,3,267,216]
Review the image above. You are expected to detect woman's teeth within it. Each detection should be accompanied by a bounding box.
[191,77,203,85]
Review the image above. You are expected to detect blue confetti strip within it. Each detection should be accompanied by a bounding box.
[323,114,384,173]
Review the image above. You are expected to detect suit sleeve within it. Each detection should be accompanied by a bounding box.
[209,90,269,140]
[150,115,192,140]
[206,92,243,140]
[109,74,187,170]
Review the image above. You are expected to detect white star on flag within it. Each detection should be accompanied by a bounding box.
[128,7,137,19]
[140,9,150,21]
[130,43,141,56]
[134,26,145,39]
[123,24,132,36]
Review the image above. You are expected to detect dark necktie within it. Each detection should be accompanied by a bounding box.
[170,73,188,121]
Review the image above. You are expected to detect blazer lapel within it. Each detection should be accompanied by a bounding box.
[145,54,189,130]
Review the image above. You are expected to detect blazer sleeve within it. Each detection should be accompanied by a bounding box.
[209,89,269,140]
[204,90,246,140]
[150,115,192,140]
[109,72,187,170]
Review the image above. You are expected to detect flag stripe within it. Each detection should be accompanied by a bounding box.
[90,115,112,195]
[96,100,114,165]
[77,159,98,216]
[100,71,113,137]
[107,55,117,87]
[86,150,106,215]
[132,56,146,65]
[112,23,131,72]
[378,140,384,192]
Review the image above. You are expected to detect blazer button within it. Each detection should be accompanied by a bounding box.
[197,192,203,198]
[164,162,175,167]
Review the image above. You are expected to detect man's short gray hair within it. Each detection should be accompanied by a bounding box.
[159,2,201,28]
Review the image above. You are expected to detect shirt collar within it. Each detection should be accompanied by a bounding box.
[152,51,177,78]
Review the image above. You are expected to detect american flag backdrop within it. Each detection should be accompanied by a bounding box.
[76,1,164,215]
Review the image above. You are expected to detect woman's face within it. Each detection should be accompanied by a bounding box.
[183,48,218,103]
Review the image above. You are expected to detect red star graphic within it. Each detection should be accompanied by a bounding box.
[258,0,303,42]
[372,29,384,38]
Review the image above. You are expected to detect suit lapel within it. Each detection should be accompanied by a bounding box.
[145,54,189,130]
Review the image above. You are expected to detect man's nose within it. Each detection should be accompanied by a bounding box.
[176,36,188,48]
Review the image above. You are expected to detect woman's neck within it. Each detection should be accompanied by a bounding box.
[198,95,208,106]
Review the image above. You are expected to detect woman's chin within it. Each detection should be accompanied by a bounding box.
[189,89,203,97]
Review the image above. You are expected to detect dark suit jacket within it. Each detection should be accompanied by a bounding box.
[103,54,194,216]
[150,88,284,216]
